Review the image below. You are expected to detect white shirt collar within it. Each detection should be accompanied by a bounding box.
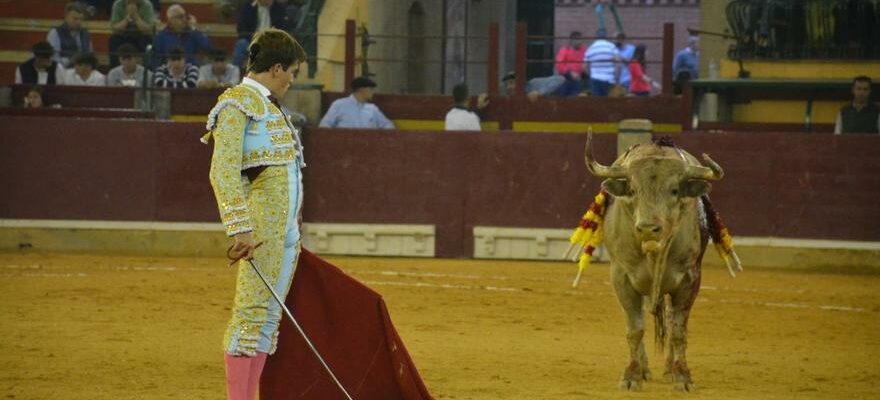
[242,77,272,98]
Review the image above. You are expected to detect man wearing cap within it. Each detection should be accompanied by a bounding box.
[319,76,395,129]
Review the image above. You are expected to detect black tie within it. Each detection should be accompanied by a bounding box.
[267,95,281,109]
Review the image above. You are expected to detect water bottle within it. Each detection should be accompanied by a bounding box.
[708,58,719,79]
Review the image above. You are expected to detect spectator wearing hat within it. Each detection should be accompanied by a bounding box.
[107,43,152,87]
[198,49,241,89]
[61,52,106,86]
[319,76,395,129]
[108,0,156,67]
[47,2,94,67]
[16,41,65,85]
[153,47,199,88]
[445,84,489,131]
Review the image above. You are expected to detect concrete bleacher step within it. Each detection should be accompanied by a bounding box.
[0,11,238,85]
[0,0,222,24]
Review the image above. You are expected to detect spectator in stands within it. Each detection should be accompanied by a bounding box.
[15,41,65,85]
[153,47,200,88]
[232,0,290,68]
[501,72,565,101]
[319,76,395,129]
[23,86,44,108]
[61,52,106,86]
[583,29,621,97]
[152,4,212,66]
[673,36,699,95]
[835,76,879,134]
[615,33,636,92]
[628,44,660,97]
[108,0,156,67]
[47,2,94,67]
[198,49,241,88]
[107,43,152,87]
[555,31,586,97]
[445,84,489,131]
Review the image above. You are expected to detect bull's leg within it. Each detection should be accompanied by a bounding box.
[611,267,650,391]
[668,284,698,392]
[663,296,675,382]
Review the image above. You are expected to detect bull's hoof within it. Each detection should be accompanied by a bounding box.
[663,370,674,383]
[619,379,642,392]
[642,369,653,382]
[674,381,694,392]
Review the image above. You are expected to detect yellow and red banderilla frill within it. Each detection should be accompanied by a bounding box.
[563,190,608,288]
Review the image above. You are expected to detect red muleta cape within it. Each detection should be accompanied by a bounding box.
[260,249,433,400]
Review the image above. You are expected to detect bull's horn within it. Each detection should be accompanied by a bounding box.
[686,153,724,181]
[584,128,627,178]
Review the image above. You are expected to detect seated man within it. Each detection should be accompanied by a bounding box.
[151,4,211,67]
[232,0,289,68]
[107,43,152,87]
[502,72,566,101]
[153,47,199,88]
[108,0,156,67]
[47,2,93,67]
[15,41,65,85]
[61,52,106,86]
[319,76,395,129]
[198,49,241,89]
[835,76,879,134]
[445,83,489,131]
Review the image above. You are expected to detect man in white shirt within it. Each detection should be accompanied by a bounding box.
[61,52,106,86]
[198,49,241,88]
[445,84,489,131]
[106,43,152,87]
[319,76,395,129]
[583,29,621,97]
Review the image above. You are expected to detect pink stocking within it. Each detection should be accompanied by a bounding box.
[247,352,268,400]
[224,354,252,400]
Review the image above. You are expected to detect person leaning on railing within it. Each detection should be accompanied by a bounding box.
[319,77,395,129]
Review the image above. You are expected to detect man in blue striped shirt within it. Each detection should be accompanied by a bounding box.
[583,29,621,97]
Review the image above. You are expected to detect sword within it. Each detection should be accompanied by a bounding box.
[245,257,354,400]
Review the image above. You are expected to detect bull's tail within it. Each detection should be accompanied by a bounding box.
[653,295,668,354]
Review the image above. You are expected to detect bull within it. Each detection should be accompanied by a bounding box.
[583,133,726,392]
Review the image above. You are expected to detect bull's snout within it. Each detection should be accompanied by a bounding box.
[636,222,662,239]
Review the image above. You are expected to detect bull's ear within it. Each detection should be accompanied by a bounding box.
[602,179,631,197]
[680,180,711,197]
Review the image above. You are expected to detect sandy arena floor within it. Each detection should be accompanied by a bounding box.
[0,252,878,399]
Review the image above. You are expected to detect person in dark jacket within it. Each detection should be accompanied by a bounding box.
[47,2,93,67]
[231,0,289,68]
[835,76,879,134]
[15,41,65,85]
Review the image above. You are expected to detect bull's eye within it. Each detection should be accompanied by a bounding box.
[671,188,679,196]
